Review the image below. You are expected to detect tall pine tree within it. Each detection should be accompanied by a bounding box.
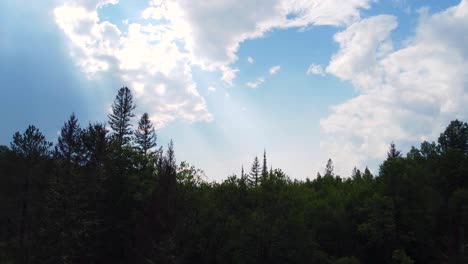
[11,126,52,264]
[324,158,334,177]
[134,113,157,157]
[261,149,268,179]
[108,87,136,147]
[250,156,261,187]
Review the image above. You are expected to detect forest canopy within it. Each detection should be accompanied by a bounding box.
[1,87,467,264]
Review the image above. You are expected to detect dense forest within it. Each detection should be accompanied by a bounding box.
[1,87,467,264]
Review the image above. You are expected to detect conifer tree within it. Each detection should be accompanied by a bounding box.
[108,87,136,147]
[249,156,261,187]
[11,125,52,264]
[134,113,157,157]
[56,113,82,165]
[324,158,334,177]
[261,149,268,179]
[363,167,373,181]
[11,125,52,160]
[387,142,402,159]
[351,167,362,180]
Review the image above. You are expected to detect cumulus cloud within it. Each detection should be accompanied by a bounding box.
[321,0,468,175]
[144,0,372,69]
[54,0,373,128]
[269,65,281,75]
[246,77,265,89]
[247,56,254,64]
[54,0,212,128]
[306,64,325,75]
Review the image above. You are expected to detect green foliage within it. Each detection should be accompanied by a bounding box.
[392,249,414,264]
[249,155,261,187]
[134,112,157,157]
[1,91,468,264]
[108,87,136,147]
[11,125,52,160]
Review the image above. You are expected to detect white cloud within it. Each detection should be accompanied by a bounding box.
[269,65,281,75]
[220,65,239,86]
[246,77,265,88]
[54,0,213,129]
[321,0,468,175]
[207,86,216,92]
[306,64,325,75]
[54,0,373,128]
[142,0,373,72]
[247,56,254,64]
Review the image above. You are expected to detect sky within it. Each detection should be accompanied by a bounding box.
[1,0,468,181]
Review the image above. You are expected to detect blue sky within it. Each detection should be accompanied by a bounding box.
[1,0,467,180]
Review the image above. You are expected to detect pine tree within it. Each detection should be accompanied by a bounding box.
[108,87,136,147]
[351,167,362,180]
[47,114,86,262]
[136,140,177,263]
[81,123,108,168]
[324,158,334,177]
[134,113,157,157]
[261,149,268,179]
[11,125,52,160]
[363,167,373,181]
[56,113,83,165]
[11,125,52,264]
[249,156,261,187]
[387,142,402,159]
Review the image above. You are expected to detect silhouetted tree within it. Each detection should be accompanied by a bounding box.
[250,156,261,187]
[134,113,157,157]
[324,158,334,177]
[11,125,52,264]
[262,149,268,179]
[108,87,136,147]
[56,113,83,165]
[387,142,402,159]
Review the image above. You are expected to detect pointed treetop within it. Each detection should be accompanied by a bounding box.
[262,149,268,178]
[108,87,136,147]
[57,113,82,163]
[387,142,402,159]
[249,156,261,187]
[324,158,334,177]
[134,112,157,157]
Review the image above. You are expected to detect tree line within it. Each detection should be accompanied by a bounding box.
[1,87,467,263]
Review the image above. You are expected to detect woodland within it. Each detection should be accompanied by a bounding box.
[1,87,467,263]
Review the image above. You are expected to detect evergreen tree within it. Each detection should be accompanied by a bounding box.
[261,149,268,179]
[56,113,83,165]
[47,114,85,262]
[10,126,52,264]
[387,142,402,159]
[351,167,362,180]
[108,87,136,147]
[324,158,334,177]
[11,125,52,160]
[249,156,261,187]
[136,141,177,263]
[81,123,108,168]
[363,167,373,181]
[134,113,157,157]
